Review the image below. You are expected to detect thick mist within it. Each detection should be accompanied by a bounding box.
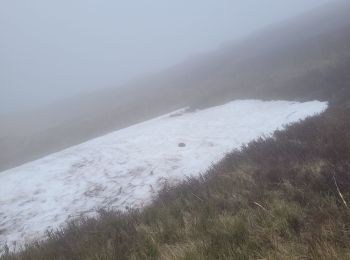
[0,0,333,113]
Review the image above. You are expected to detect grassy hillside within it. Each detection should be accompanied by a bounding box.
[2,1,350,259]
[3,88,350,259]
[1,1,350,171]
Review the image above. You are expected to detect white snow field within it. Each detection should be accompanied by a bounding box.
[0,100,327,250]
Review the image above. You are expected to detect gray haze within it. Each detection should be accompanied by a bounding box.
[0,0,333,113]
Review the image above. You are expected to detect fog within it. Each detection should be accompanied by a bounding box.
[0,0,333,114]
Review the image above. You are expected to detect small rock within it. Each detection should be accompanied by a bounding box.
[178,143,186,147]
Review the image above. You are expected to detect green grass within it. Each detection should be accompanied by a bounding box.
[3,102,350,259]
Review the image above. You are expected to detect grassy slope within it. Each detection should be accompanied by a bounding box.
[3,95,350,260]
[3,2,350,260]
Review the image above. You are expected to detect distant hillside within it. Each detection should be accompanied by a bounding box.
[1,0,350,171]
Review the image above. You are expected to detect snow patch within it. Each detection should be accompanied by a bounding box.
[0,100,327,250]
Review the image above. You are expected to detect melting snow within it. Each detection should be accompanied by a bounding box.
[0,100,327,250]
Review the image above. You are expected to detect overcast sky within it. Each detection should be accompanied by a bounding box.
[0,0,333,113]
